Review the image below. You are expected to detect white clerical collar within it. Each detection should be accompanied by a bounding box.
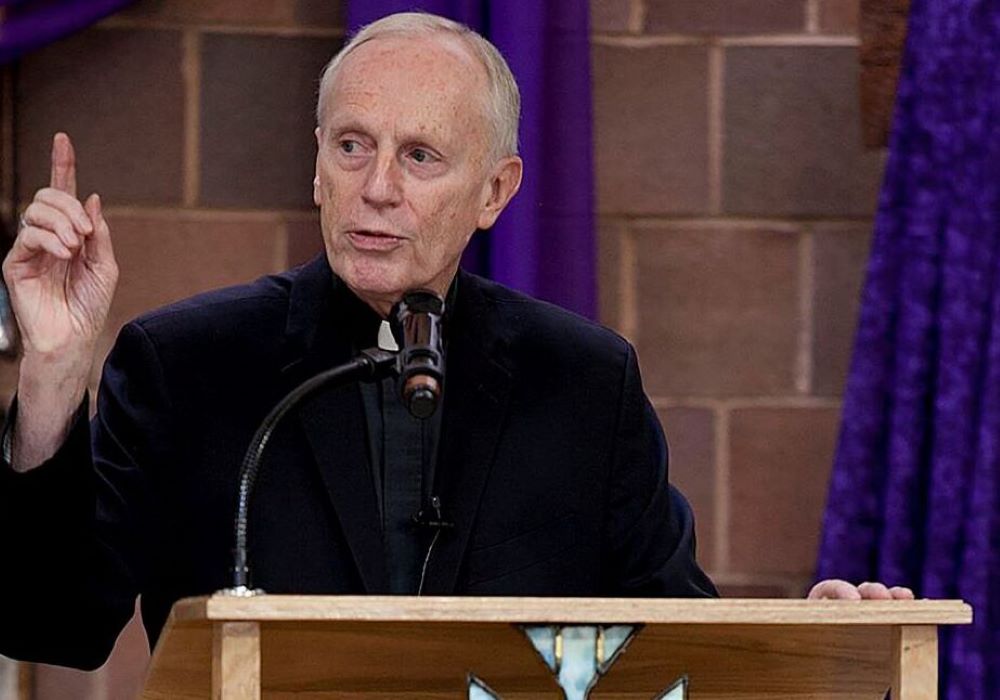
[378,320,399,352]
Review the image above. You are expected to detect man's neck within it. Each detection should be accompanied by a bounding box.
[351,278,458,319]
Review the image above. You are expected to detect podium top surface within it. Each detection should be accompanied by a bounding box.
[170,594,972,626]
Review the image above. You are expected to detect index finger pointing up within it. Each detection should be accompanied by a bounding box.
[50,132,78,197]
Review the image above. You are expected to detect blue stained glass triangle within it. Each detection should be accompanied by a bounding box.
[467,674,502,700]
[653,676,689,700]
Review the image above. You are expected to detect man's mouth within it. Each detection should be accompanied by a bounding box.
[346,230,406,252]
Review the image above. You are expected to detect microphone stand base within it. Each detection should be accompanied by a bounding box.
[215,586,266,597]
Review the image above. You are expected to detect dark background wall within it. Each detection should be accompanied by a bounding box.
[1,0,879,696]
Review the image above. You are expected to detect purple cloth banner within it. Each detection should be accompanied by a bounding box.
[0,0,138,64]
[347,1,595,318]
[817,0,1000,696]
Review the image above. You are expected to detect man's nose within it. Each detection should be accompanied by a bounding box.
[361,153,403,208]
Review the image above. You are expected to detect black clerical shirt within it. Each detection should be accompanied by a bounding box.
[339,278,451,594]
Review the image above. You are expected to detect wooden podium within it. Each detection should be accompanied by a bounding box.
[141,595,971,699]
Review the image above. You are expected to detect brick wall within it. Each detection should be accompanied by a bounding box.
[592,0,878,598]
[6,2,343,696]
[3,0,879,696]
[8,2,343,403]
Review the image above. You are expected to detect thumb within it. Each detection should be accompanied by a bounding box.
[83,194,116,267]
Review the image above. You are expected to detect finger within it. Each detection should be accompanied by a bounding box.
[11,225,73,262]
[21,201,83,252]
[807,579,861,600]
[889,586,915,600]
[50,132,78,198]
[34,187,93,234]
[83,194,116,267]
[857,581,893,600]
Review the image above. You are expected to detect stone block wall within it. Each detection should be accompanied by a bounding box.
[1,0,879,696]
[592,0,876,599]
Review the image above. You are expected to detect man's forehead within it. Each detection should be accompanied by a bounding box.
[332,33,487,96]
[320,33,493,149]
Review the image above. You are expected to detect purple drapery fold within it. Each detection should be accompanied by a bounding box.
[0,0,138,64]
[347,1,595,318]
[816,0,1000,696]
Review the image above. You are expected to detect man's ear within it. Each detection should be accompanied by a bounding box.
[476,156,523,230]
[313,127,322,207]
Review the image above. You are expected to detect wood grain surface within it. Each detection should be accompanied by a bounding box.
[172,595,971,626]
[212,622,260,700]
[143,596,970,699]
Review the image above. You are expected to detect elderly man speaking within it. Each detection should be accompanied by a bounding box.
[0,12,904,671]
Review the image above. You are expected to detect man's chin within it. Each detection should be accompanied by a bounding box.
[332,266,407,311]
[327,255,450,311]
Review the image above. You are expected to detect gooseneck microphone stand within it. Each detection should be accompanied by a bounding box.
[222,347,398,596]
[219,290,447,596]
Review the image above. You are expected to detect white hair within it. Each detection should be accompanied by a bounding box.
[316,12,521,161]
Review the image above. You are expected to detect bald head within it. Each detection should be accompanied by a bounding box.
[316,12,520,164]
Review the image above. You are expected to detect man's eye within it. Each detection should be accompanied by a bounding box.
[339,140,358,154]
[410,148,432,163]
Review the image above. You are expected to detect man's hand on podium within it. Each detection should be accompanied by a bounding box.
[2,132,119,472]
[807,579,916,600]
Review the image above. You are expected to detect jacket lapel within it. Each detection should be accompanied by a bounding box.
[280,257,388,593]
[420,271,513,594]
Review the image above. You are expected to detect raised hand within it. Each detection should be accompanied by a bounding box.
[4,133,118,354]
[2,133,119,470]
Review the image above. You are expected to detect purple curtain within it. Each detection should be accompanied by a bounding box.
[348,1,595,318]
[817,0,1000,696]
[0,0,139,64]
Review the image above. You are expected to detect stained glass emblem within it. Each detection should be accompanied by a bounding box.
[467,624,688,699]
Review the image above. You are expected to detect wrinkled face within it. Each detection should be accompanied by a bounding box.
[314,34,521,316]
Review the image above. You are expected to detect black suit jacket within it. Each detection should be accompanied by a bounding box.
[0,256,715,670]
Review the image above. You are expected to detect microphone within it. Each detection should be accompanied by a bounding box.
[392,290,445,419]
